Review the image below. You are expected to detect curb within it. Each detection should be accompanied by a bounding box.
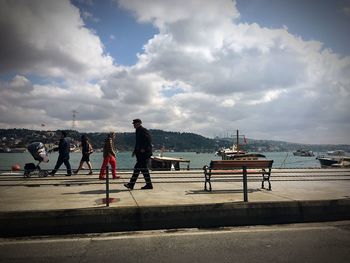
[1,199,350,237]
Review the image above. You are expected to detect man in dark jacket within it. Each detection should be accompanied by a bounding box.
[124,119,153,190]
[50,130,72,176]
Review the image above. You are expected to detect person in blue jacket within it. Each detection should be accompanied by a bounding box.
[49,131,72,176]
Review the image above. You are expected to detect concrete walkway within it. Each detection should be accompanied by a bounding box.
[0,168,350,237]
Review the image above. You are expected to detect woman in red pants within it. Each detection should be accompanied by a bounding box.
[99,132,119,180]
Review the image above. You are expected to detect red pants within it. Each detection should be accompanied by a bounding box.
[99,155,117,178]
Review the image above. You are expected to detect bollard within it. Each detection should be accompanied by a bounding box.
[106,165,110,207]
[243,165,248,202]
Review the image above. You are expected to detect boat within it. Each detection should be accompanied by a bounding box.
[293,149,314,157]
[150,156,190,171]
[8,148,27,153]
[216,130,266,160]
[216,144,246,159]
[316,150,350,167]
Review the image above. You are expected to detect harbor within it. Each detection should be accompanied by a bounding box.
[0,151,328,173]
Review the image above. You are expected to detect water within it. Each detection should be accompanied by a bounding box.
[0,151,322,172]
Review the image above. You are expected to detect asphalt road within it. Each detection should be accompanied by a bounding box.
[0,221,349,263]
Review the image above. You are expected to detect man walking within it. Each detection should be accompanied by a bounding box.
[124,119,153,190]
[50,130,72,176]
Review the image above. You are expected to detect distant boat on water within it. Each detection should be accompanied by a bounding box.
[215,130,266,161]
[293,149,314,157]
[316,150,350,167]
[1,148,27,153]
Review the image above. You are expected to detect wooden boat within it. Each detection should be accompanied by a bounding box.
[150,156,190,171]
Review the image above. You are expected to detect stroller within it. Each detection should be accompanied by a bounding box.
[24,142,50,178]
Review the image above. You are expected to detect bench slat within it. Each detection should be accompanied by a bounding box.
[210,160,273,169]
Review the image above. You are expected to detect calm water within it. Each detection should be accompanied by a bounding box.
[0,151,322,172]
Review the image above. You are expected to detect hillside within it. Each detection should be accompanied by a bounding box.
[0,128,349,153]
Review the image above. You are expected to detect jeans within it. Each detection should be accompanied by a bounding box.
[51,156,71,175]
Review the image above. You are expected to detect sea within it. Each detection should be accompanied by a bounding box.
[0,151,323,172]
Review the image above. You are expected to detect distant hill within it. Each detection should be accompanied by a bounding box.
[1,128,349,153]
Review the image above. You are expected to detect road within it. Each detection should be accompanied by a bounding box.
[0,221,349,263]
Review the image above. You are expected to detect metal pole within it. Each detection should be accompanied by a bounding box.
[243,165,248,202]
[236,129,239,152]
[106,165,110,207]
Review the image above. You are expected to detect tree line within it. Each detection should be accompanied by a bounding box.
[1,128,349,153]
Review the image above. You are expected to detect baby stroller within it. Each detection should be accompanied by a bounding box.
[24,142,50,178]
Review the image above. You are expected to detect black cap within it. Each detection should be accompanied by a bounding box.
[132,119,142,124]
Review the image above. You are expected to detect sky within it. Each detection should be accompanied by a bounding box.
[0,0,350,145]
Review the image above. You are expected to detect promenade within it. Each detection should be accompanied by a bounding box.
[0,168,350,237]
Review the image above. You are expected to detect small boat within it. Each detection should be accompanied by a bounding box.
[216,130,265,161]
[293,149,314,157]
[8,148,27,153]
[316,150,350,167]
[150,156,190,171]
[216,144,246,160]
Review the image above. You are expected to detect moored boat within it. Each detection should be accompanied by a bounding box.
[316,150,350,167]
[293,149,314,157]
[150,156,190,171]
[216,130,266,161]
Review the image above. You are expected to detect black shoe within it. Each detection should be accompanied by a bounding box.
[66,174,72,176]
[141,184,153,190]
[124,183,134,190]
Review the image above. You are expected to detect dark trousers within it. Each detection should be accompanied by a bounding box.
[129,157,152,186]
[52,156,72,175]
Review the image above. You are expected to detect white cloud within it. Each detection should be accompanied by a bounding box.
[114,0,350,143]
[0,0,114,79]
[0,0,349,144]
[8,75,33,93]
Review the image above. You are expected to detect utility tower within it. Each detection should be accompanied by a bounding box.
[72,110,78,130]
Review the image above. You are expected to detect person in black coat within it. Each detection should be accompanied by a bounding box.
[49,131,72,176]
[124,119,153,190]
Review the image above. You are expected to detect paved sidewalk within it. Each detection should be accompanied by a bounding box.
[0,168,350,237]
[1,168,350,211]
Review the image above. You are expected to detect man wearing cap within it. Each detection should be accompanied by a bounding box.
[124,119,153,190]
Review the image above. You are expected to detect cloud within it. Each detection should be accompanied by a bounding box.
[114,0,350,143]
[342,6,350,17]
[0,0,113,79]
[82,10,100,23]
[118,0,239,27]
[0,0,349,144]
[3,75,34,93]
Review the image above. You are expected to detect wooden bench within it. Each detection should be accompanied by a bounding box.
[203,160,274,199]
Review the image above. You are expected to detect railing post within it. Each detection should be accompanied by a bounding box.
[243,165,248,202]
[106,165,110,207]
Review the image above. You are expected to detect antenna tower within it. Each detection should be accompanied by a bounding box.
[72,110,78,130]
